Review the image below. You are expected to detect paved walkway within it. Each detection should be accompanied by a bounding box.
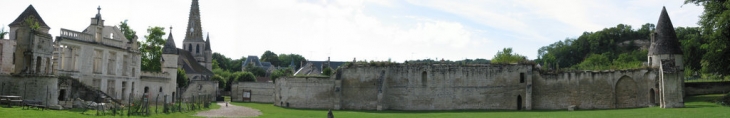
[195,102,262,118]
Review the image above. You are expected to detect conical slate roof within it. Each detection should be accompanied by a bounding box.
[9,5,50,29]
[648,7,683,55]
[163,27,178,54]
[183,0,205,42]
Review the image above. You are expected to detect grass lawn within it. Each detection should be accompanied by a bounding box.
[232,94,730,118]
[0,102,220,118]
[1,94,727,118]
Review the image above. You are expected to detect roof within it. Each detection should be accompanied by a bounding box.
[294,61,347,76]
[9,5,50,29]
[163,27,177,54]
[242,56,262,67]
[648,7,683,55]
[178,49,213,75]
[183,0,205,42]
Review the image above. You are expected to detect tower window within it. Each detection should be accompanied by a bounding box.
[188,44,192,52]
[421,71,427,86]
[520,73,525,83]
[196,44,200,53]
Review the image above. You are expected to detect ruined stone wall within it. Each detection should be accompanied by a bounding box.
[274,77,335,109]
[532,70,658,110]
[231,82,274,103]
[0,76,60,106]
[182,80,218,101]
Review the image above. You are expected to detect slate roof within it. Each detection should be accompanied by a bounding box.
[294,61,347,76]
[649,7,683,55]
[183,0,205,42]
[163,27,178,54]
[205,33,211,51]
[178,49,213,75]
[242,56,275,71]
[9,5,50,29]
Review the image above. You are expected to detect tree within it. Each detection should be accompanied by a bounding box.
[491,47,527,64]
[244,63,266,77]
[140,26,166,72]
[685,0,730,76]
[0,26,8,39]
[212,52,232,70]
[177,68,188,88]
[278,54,307,70]
[237,72,256,82]
[322,67,333,76]
[260,50,280,66]
[119,20,136,41]
[211,75,226,89]
[271,68,293,82]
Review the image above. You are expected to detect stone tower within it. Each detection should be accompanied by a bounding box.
[182,0,212,70]
[162,27,179,87]
[648,7,684,108]
[9,5,54,75]
[204,33,212,70]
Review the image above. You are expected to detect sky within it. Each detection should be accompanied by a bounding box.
[0,0,704,62]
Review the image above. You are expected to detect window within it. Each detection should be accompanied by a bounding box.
[520,73,525,83]
[421,71,427,86]
[92,79,101,90]
[144,86,149,94]
[196,44,200,53]
[188,44,192,52]
[108,52,116,75]
[93,50,102,74]
[107,80,116,98]
[122,55,128,76]
[122,81,127,100]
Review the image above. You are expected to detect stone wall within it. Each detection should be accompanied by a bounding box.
[274,77,335,109]
[0,76,60,106]
[274,64,667,110]
[182,80,218,101]
[685,82,730,96]
[231,82,274,103]
[532,70,658,110]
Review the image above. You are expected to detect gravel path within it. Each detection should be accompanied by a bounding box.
[196,102,262,118]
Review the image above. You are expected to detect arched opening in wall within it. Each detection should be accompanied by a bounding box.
[649,57,653,66]
[196,44,200,53]
[36,56,42,73]
[517,95,523,110]
[58,89,66,101]
[649,88,656,105]
[144,86,149,94]
[421,71,427,87]
[188,44,192,52]
[159,87,163,93]
[172,92,176,102]
[615,76,638,108]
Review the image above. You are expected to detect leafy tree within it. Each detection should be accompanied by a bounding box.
[676,27,705,76]
[119,20,136,41]
[322,67,333,76]
[271,68,293,82]
[211,75,226,89]
[685,0,730,76]
[231,56,246,71]
[244,63,267,77]
[260,50,280,66]
[237,72,256,82]
[212,60,220,70]
[575,53,611,70]
[139,26,166,72]
[278,54,307,70]
[0,26,8,39]
[177,68,188,88]
[491,47,527,64]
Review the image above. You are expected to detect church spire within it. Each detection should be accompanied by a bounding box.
[184,0,204,42]
[163,26,178,54]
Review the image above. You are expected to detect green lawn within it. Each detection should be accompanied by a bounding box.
[0,102,220,118]
[232,94,730,118]
[1,95,728,118]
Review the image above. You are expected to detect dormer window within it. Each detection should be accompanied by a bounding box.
[110,33,114,39]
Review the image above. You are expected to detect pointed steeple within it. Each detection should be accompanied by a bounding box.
[163,26,178,54]
[648,6,682,55]
[184,0,205,42]
[205,32,211,51]
[9,5,50,29]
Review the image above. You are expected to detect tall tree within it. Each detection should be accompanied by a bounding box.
[278,53,307,70]
[177,68,188,88]
[685,0,730,76]
[0,26,8,39]
[140,26,166,72]
[119,20,136,41]
[260,50,280,66]
[492,47,526,64]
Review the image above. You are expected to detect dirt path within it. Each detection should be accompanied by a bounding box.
[195,102,262,118]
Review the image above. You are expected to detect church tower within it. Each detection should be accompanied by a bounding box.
[182,0,212,70]
[648,7,684,108]
[162,27,179,89]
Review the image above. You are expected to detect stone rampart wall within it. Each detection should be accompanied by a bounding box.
[685,82,730,96]
[232,82,274,103]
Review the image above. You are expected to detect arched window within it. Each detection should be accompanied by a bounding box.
[188,44,192,52]
[159,87,163,93]
[196,44,200,53]
[144,86,149,93]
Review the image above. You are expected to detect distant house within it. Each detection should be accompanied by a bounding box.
[241,55,277,82]
[294,57,347,76]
